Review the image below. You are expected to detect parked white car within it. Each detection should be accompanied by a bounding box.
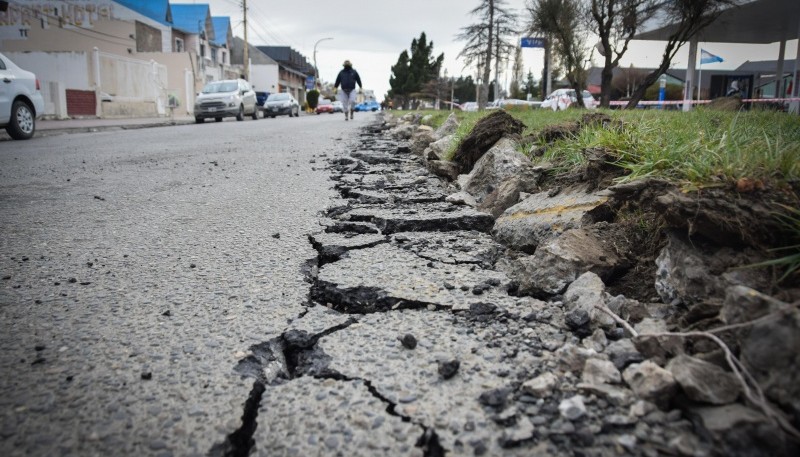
[0,52,45,140]
[541,89,598,110]
[194,79,258,123]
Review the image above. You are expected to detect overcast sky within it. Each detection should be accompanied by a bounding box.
[197,0,797,99]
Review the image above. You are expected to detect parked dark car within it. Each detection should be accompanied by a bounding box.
[264,93,300,118]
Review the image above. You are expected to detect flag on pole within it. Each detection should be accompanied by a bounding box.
[700,49,724,65]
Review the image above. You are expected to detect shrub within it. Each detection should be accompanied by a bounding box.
[306,90,320,109]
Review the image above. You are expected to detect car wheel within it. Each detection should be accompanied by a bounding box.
[6,100,35,140]
[270,115,275,119]
[195,116,204,124]
[251,108,258,120]
[236,105,244,121]
[215,117,223,122]
[294,108,299,117]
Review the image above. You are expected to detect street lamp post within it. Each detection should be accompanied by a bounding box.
[313,37,333,89]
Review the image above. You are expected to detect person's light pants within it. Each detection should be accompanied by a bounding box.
[339,89,357,114]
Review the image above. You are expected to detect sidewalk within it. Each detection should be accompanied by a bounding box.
[35,115,196,135]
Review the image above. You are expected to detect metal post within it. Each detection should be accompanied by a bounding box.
[775,37,786,102]
[93,47,102,116]
[242,0,249,80]
[313,37,333,90]
[791,18,800,114]
[544,39,551,100]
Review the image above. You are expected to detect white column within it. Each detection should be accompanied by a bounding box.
[185,68,194,115]
[683,37,698,112]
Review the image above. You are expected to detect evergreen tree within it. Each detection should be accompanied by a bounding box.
[389,50,411,109]
[389,32,444,109]
[453,76,477,103]
[523,69,539,99]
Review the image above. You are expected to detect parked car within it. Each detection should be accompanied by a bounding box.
[354,100,380,112]
[332,101,344,113]
[541,89,598,110]
[459,101,478,112]
[194,79,258,123]
[0,52,45,140]
[315,99,334,114]
[264,92,300,117]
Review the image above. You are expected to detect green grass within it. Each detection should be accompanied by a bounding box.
[413,108,800,188]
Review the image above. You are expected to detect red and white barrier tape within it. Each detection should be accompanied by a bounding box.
[608,97,800,106]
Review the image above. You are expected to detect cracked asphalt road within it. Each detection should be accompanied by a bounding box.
[0,113,369,456]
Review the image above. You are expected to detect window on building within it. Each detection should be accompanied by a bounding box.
[221,51,227,65]
[200,43,205,58]
[175,38,184,52]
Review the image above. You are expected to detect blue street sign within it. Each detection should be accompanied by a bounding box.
[521,37,546,48]
[305,76,315,90]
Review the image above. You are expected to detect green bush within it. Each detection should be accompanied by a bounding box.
[306,90,320,109]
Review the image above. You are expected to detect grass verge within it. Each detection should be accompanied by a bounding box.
[412,108,800,189]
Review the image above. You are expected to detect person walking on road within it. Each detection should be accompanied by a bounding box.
[334,60,362,121]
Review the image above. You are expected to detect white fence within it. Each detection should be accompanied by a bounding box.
[4,49,170,117]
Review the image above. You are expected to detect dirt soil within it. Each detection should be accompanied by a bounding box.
[520,117,800,300]
[452,110,524,174]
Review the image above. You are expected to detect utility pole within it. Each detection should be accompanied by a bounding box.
[242,0,249,80]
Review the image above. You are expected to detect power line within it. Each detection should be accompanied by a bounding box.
[248,2,302,49]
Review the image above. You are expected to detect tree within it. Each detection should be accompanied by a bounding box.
[389,32,443,109]
[589,0,659,107]
[306,89,320,109]
[457,0,518,109]
[453,76,477,103]
[522,69,539,99]
[528,0,589,107]
[389,50,411,109]
[509,46,525,99]
[611,65,649,98]
[625,0,737,108]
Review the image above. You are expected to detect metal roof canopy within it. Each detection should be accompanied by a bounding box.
[635,0,799,44]
[633,0,800,111]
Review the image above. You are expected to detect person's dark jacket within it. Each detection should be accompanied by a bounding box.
[335,67,362,92]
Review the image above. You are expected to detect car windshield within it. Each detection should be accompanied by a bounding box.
[582,90,593,98]
[202,81,238,93]
[268,93,290,101]
[319,99,332,105]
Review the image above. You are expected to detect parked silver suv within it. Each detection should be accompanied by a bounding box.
[194,79,258,123]
[0,52,45,140]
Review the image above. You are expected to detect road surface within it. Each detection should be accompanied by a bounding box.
[0,113,367,456]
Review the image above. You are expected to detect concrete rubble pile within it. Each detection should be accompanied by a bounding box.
[215,112,799,457]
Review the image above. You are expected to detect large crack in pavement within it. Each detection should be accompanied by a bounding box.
[211,118,715,457]
[213,120,556,456]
